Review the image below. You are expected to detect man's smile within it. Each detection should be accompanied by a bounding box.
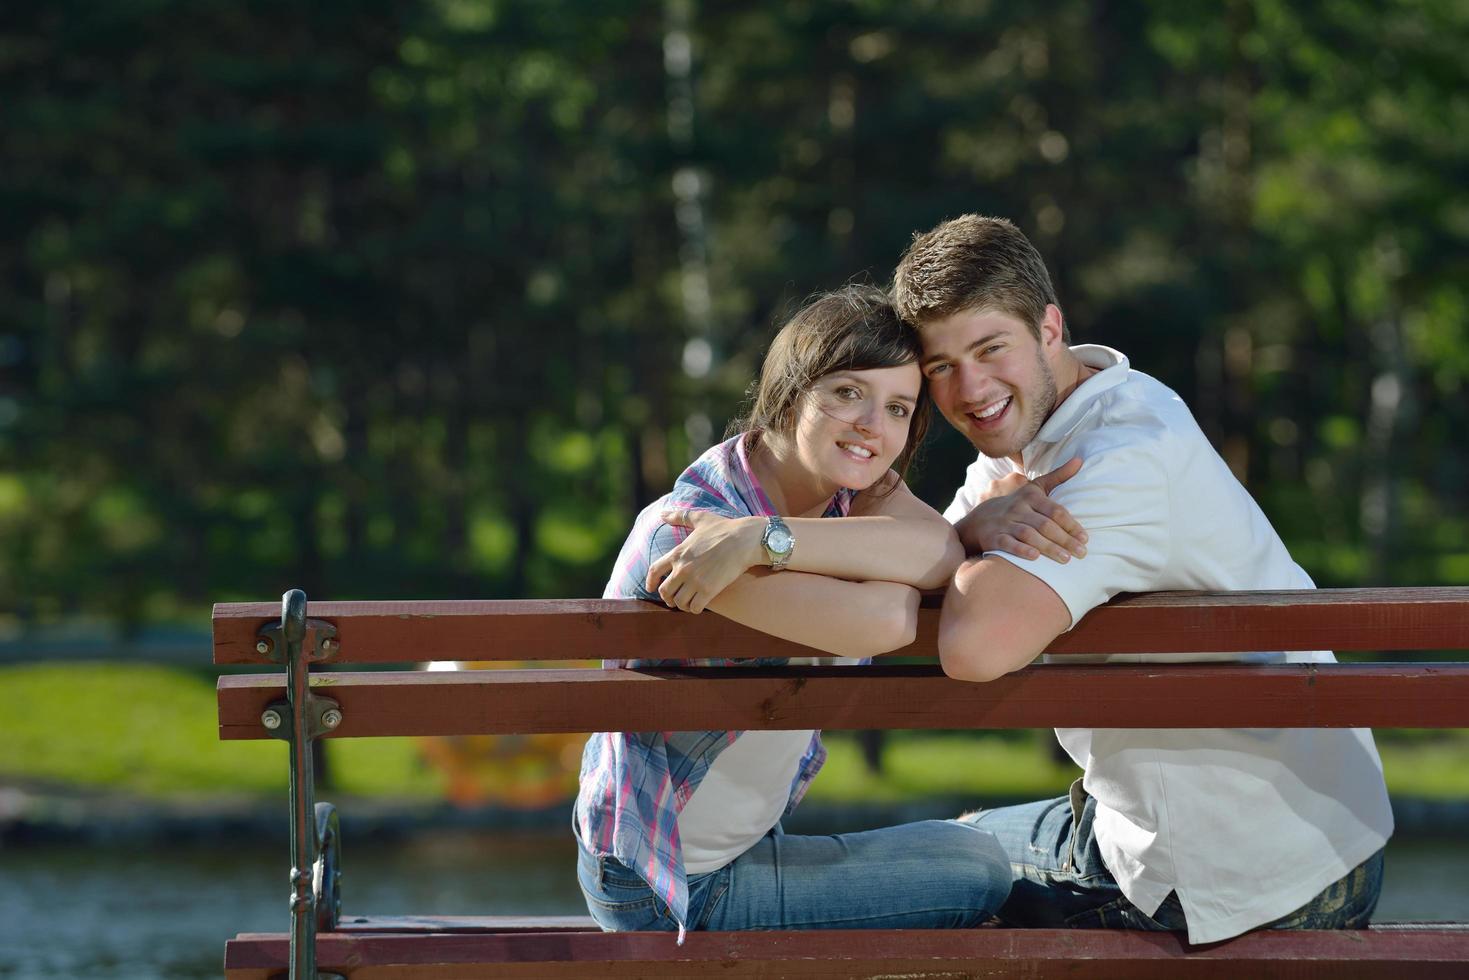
[968,396,1013,428]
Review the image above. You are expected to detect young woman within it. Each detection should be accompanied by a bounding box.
[574,286,1085,940]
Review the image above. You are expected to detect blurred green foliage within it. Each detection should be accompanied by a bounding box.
[2,1,1466,628]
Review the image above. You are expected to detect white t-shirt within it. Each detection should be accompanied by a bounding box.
[944,345,1394,944]
[677,729,816,874]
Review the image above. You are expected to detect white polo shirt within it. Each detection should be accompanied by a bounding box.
[944,345,1394,944]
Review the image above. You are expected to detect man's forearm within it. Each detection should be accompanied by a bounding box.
[938,555,1072,682]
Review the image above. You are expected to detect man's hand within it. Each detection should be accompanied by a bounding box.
[955,457,1088,561]
[646,510,765,613]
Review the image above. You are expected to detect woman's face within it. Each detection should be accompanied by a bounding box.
[790,362,923,492]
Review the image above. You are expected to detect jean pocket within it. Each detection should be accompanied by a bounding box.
[1065,894,1174,932]
[579,862,672,932]
[577,853,655,903]
[690,867,730,932]
[598,864,654,892]
[580,886,671,932]
[582,887,659,915]
[1269,850,1384,930]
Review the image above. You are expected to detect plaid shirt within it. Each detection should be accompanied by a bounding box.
[574,433,853,941]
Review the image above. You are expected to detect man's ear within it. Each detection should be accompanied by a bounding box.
[1039,304,1067,350]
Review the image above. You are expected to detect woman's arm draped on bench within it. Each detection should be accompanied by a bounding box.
[699,570,921,658]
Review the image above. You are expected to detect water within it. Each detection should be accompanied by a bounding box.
[0,832,580,979]
[0,833,1463,979]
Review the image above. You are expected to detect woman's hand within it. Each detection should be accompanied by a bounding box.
[955,457,1088,562]
[646,511,766,613]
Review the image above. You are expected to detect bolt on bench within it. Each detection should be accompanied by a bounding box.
[215,586,1469,979]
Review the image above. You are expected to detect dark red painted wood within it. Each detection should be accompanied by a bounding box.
[217,662,1469,738]
[212,587,1469,665]
[224,925,1469,979]
[336,914,599,933]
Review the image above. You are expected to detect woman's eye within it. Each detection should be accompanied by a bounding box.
[887,403,909,418]
[836,385,860,400]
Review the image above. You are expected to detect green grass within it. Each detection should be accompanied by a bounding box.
[0,663,1465,803]
[809,732,1080,803]
[1373,738,1469,800]
[0,663,442,799]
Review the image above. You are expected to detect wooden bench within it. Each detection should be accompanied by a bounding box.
[214,587,1469,979]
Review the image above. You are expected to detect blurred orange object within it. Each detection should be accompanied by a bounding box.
[415,660,593,808]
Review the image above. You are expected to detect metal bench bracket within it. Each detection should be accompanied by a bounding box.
[257,589,345,980]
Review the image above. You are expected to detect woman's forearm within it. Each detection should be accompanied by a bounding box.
[707,573,922,657]
[782,515,963,590]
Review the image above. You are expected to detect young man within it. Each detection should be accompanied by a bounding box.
[892,214,1393,944]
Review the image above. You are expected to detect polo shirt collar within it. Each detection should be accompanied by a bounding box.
[1025,344,1129,454]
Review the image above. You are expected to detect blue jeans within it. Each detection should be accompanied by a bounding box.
[577,819,1011,932]
[957,780,1384,931]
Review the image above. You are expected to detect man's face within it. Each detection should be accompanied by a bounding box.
[918,307,1060,461]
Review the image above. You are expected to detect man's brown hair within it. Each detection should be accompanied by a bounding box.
[891,214,1068,343]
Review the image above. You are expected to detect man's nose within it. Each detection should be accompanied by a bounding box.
[955,362,989,401]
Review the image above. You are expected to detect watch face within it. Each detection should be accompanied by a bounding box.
[766,526,793,554]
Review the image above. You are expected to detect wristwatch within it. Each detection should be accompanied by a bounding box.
[761,515,795,571]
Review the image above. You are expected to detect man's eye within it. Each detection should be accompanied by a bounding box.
[926,363,949,378]
[982,345,1004,356]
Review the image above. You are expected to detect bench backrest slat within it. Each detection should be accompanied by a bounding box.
[211,587,1469,666]
[216,663,1469,737]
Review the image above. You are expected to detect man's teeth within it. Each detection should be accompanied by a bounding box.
[839,442,873,458]
[975,397,1011,420]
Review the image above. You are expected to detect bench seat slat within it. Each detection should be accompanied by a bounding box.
[223,926,1469,979]
[338,914,599,933]
[211,587,1469,665]
[216,663,1469,737]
